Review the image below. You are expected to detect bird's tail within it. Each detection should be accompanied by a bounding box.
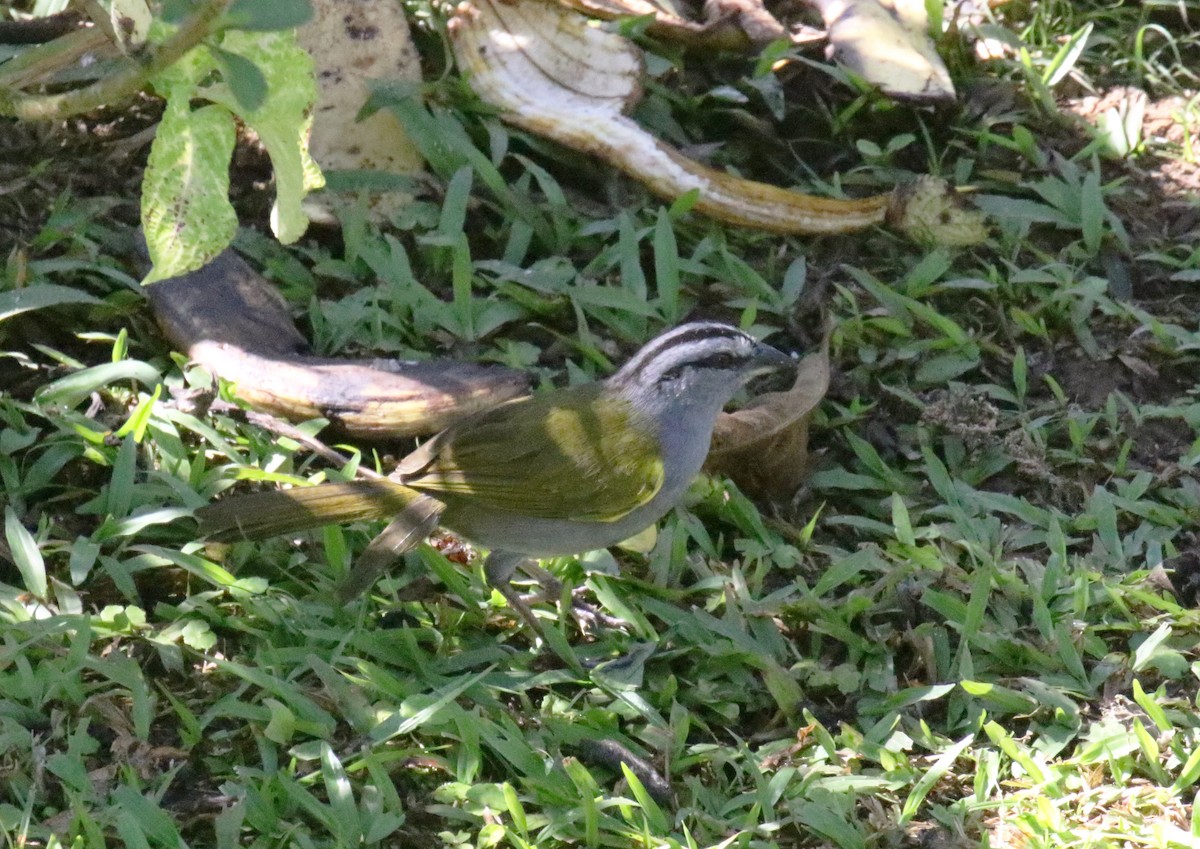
[196,479,432,542]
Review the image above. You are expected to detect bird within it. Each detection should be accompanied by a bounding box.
[197,322,796,628]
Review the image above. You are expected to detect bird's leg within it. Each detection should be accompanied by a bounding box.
[485,552,623,635]
[483,549,544,635]
[521,562,624,632]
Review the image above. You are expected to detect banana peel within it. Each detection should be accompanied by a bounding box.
[553,0,953,106]
[808,0,955,103]
[146,249,530,438]
[298,0,425,220]
[451,0,986,244]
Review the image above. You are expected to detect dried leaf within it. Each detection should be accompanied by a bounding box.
[559,0,765,48]
[705,329,831,500]
[701,0,786,44]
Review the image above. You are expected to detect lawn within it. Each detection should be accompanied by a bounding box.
[2,1,1200,847]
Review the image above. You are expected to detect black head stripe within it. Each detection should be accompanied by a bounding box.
[619,323,751,382]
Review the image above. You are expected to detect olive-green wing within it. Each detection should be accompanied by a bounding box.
[396,385,664,522]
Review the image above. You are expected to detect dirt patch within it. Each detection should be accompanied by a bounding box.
[1065,87,1200,194]
[1128,417,1197,471]
[1063,87,1200,249]
[1033,333,1196,411]
[1166,534,1200,606]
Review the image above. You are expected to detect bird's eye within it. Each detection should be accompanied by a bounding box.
[703,352,737,370]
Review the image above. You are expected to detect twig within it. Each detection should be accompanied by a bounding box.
[0,0,233,121]
[166,389,385,480]
[0,27,111,91]
[0,11,86,45]
[243,409,386,481]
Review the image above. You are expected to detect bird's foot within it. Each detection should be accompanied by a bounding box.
[486,552,625,638]
[517,563,626,634]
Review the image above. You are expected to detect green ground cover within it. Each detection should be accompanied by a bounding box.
[3,1,1200,846]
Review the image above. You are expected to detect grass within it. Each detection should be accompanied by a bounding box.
[3,1,1200,847]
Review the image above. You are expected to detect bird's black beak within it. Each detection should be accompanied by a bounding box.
[750,341,798,375]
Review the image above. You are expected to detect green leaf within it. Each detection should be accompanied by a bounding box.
[1131,718,1168,783]
[210,45,268,112]
[983,721,1050,785]
[794,800,865,849]
[5,507,46,598]
[262,698,296,744]
[438,166,473,240]
[589,642,656,691]
[760,660,805,716]
[321,744,363,843]
[0,284,100,322]
[105,436,138,518]
[224,0,313,30]
[132,545,261,593]
[1042,21,1093,87]
[620,763,669,834]
[141,101,238,283]
[900,733,975,824]
[112,787,186,847]
[653,207,680,324]
[667,187,699,218]
[1079,164,1104,254]
[69,537,101,584]
[451,233,475,341]
[812,547,885,596]
[960,680,1038,714]
[563,758,600,846]
[914,350,979,385]
[1132,623,1173,672]
[1173,746,1200,793]
[46,752,94,796]
[871,683,956,714]
[87,653,154,739]
[202,29,323,244]
[1131,679,1172,733]
[617,212,647,302]
[973,195,1078,229]
[35,360,162,408]
[1012,346,1028,400]
[370,668,493,742]
[214,802,247,849]
[891,493,914,546]
[113,384,163,443]
[570,284,659,315]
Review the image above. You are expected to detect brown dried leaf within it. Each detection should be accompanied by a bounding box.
[705,329,830,500]
[700,0,786,44]
[558,0,764,48]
